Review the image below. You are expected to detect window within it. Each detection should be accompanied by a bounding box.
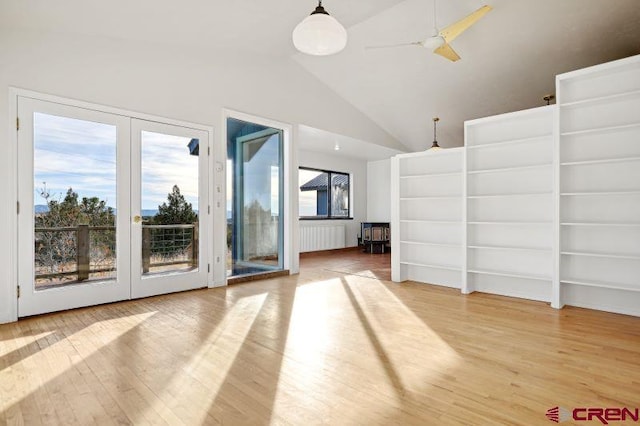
[299,167,350,219]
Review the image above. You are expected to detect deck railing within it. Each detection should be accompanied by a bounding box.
[34,223,198,283]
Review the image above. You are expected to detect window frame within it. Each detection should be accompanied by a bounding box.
[298,166,352,220]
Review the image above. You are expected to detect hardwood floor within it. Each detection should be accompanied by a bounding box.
[1,249,639,425]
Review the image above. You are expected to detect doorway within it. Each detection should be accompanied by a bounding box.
[16,95,210,317]
[226,117,284,278]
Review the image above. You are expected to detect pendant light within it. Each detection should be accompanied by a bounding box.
[429,117,442,151]
[293,1,347,56]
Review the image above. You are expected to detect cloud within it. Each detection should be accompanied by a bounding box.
[141,131,199,209]
[33,113,201,210]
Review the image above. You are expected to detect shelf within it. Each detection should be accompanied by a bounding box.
[561,222,640,227]
[468,221,552,226]
[400,262,461,271]
[560,89,640,108]
[561,251,640,261]
[467,269,551,282]
[400,196,460,200]
[397,148,463,159]
[400,171,461,179]
[467,163,550,175]
[561,190,640,197]
[560,122,640,137]
[560,156,640,167]
[557,58,640,84]
[400,241,460,248]
[561,279,640,293]
[469,245,551,253]
[466,134,551,150]
[467,192,551,199]
[400,220,460,224]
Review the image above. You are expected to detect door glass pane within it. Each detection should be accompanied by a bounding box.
[227,118,283,277]
[141,131,199,275]
[242,135,280,267]
[33,113,117,290]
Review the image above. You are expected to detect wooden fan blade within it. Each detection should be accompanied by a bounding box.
[365,41,423,50]
[439,5,492,43]
[434,43,461,62]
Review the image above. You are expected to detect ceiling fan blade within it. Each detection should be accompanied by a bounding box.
[365,41,423,50]
[434,43,461,62]
[439,5,492,43]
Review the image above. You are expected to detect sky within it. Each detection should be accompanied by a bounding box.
[141,131,198,211]
[34,113,199,213]
[299,169,322,216]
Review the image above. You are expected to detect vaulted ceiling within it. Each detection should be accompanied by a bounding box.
[2,0,639,153]
[295,0,640,151]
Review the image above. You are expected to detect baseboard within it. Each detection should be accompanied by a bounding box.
[227,269,290,285]
[299,246,361,258]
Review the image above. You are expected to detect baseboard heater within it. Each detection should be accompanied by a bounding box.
[300,224,346,253]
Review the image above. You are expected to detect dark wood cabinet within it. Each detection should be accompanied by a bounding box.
[360,222,390,253]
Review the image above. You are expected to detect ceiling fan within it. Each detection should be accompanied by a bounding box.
[366,1,492,62]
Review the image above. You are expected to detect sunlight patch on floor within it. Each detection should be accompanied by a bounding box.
[0,311,156,414]
[342,275,461,392]
[164,291,269,425]
[280,279,336,366]
[0,331,54,358]
[271,279,342,422]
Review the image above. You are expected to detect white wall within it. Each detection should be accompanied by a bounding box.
[298,150,368,248]
[0,29,398,323]
[366,159,391,222]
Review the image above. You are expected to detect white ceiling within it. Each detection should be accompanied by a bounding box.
[0,0,404,57]
[298,125,404,161]
[2,0,639,153]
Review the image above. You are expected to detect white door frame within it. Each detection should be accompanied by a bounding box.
[221,109,297,282]
[8,88,214,321]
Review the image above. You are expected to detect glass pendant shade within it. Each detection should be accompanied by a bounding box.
[293,3,347,56]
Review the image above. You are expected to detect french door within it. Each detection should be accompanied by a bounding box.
[17,97,209,317]
[130,119,209,299]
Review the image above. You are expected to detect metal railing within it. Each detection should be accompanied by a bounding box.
[142,223,198,273]
[34,223,198,283]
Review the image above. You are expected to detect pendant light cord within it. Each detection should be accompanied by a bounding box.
[433,0,438,34]
[433,117,437,142]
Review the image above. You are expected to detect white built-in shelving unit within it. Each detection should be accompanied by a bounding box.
[464,106,555,301]
[390,54,640,317]
[556,55,640,315]
[391,148,463,288]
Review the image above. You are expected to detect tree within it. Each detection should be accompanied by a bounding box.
[37,188,115,227]
[152,185,197,225]
[35,187,115,281]
[150,185,198,258]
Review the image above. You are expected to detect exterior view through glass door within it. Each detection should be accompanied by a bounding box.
[227,118,284,277]
[130,120,208,299]
[17,97,131,316]
[17,95,210,317]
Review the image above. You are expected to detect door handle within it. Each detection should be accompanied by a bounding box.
[133,215,142,223]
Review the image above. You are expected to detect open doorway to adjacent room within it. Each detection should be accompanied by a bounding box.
[226,117,285,279]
